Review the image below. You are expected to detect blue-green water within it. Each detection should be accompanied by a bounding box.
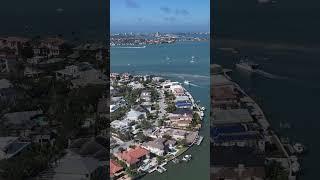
[111,41,210,180]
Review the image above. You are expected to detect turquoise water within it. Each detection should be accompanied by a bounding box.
[111,41,210,180]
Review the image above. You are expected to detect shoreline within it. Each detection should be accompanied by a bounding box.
[110,72,206,179]
[211,65,303,179]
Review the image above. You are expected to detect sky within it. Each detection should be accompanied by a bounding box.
[111,0,210,33]
[0,0,107,39]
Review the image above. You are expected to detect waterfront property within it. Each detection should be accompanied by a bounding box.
[110,72,204,179]
[210,64,302,179]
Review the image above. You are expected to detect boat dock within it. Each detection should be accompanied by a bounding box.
[196,136,204,145]
[155,162,168,173]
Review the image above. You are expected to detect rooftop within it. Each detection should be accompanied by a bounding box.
[117,146,149,165]
[213,109,253,125]
[110,159,123,176]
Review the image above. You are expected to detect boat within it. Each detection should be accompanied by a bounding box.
[235,59,260,72]
[182,154,192,162]
[200,106,206,111]
[184,80,190,85]
[196,136,204,145]
[293,143,305,154]
[190,56,196,63]
[280,121,291,129]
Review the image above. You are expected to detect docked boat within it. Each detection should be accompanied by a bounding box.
[182,155,192,162]
[200,106,206,111]
[196,136,204,145]
[293,143,305,154]
[235,59,260,72]
[184,80,190,85]
[200,111,204,117]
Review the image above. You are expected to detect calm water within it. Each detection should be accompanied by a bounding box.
[111,41,210,180]
[213,49,320,179]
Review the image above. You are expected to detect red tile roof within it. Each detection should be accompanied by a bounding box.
[110,159,123,176]
[117,146,149,165]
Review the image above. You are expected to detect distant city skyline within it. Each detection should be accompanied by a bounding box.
[111,0,210,33]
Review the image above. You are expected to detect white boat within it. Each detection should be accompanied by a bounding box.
[200,106,206,111]
[235,59,260,72]
[190,56,196,63]
[200,111,204,117]
[182,154,192,162]
[196,136,204,145]
[184,80,190,85]
[293,143,305,154]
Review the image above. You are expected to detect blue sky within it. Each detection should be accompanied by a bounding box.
[111,0,210,33]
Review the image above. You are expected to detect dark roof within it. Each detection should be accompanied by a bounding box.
[133,105,149,113]
[214,132,260,143]
[175,101,192,107]
[211,124,246,137]
[172,109,193,115]
[211,146,265,167]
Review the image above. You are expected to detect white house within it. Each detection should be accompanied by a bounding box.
[142,138,166,156]
[126,109,146,121]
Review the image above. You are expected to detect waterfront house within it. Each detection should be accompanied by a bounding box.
[170,84,185,96]
[211,146,266,180]
[175,100,193,109]
[142,138,166,156]
[212,109,254,125]
[110,159,124,179]
[168,109,193,128]
[175,95,190,102]
[212,86,239,110]
[169,109,193,121]
[115,146,150,167]
[163,129,187,140]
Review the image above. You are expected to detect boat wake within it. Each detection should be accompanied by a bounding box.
[255,70,289,80]
[188,83,201,87]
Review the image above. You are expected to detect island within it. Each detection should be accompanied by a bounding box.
[110,73,205,180]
